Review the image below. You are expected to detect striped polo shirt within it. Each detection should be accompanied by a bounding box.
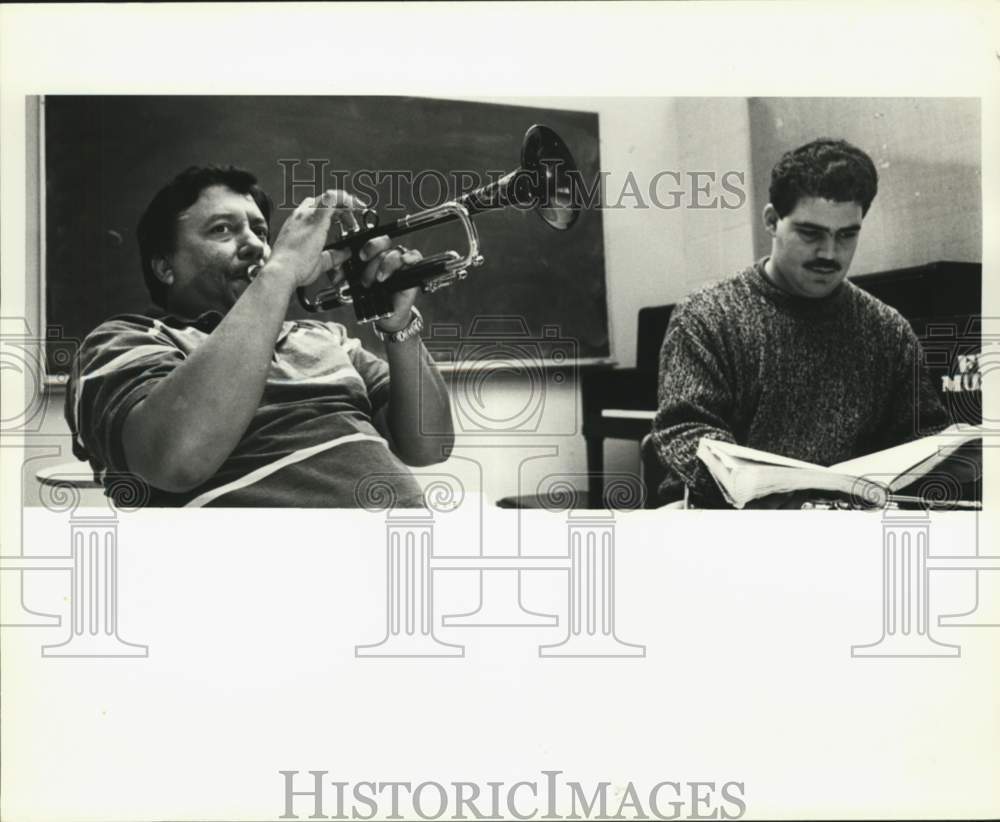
[65,309,425,507]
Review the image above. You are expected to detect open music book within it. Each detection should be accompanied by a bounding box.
[696,425,984,509]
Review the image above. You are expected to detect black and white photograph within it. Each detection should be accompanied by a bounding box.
[21,93,987,511]
[1,3,997,821]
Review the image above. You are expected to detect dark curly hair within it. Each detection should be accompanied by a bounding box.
[769,138,879,218]
[137,166,272,308]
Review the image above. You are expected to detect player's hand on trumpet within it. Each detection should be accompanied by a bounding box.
[315,228,422,334]
[355,240,423,334]
[318,231,422,334]
[260,189,375,289]
[261,189,422,332]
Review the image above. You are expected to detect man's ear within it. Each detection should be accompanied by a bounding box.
[762,203,780,237]
[151,256,174,287]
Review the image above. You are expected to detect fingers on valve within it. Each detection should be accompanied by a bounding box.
[360,235,392,262]
[317,189,352,209]
[376,245,414,283]
[320,249,348,281]
[334,209,361,239]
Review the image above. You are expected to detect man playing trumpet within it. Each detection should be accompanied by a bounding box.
[66,166,454,507]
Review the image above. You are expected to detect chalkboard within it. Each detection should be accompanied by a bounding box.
[43,96,608,374]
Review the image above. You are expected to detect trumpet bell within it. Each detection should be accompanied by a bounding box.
[521,124,579,231]
[302,123,582,321]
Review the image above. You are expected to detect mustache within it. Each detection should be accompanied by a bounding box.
[805,262,841,273]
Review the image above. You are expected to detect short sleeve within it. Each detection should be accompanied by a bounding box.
[334,324,391,413]
[65,316,186,474]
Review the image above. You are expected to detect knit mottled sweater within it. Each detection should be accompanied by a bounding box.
[643,259,949,505]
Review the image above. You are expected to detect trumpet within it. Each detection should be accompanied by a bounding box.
[290,124,580,324]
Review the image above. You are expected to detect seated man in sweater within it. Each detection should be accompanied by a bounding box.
[66,166,454,507]
[642,138,949,507]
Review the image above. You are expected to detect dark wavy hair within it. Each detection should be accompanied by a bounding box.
[769,138,879,218]
[137,166,272,308]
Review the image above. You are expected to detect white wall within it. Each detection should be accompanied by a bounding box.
[748,97,982,272]
[675,98,757,291]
